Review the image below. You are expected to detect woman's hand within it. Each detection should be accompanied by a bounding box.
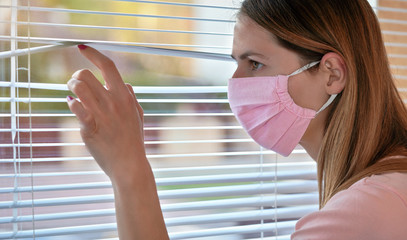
[67,45,169,240]
[67,45,146,182]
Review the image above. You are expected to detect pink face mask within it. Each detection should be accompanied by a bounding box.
[228,62,337,157]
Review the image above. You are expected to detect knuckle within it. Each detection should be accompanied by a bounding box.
[82,113,94,126]
[70,80,88,96]
[72,69,92,80]
[138,105,144,115]
[67,78,79,91]
[101,58,116,70]
[67,78,75,89]
[123,92,135,104]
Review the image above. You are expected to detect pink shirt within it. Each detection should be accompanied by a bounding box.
[292,172,407,240]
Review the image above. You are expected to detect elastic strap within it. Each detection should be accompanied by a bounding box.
[288,61,320,77]
[316,94,337,115]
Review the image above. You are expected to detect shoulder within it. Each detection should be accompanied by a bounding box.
[292,172,407,240]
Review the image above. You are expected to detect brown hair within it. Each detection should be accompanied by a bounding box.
[239,0,407,208]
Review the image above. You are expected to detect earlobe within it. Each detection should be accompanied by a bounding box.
[321,52,347,95]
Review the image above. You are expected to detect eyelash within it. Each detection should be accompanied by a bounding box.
[249,60,264,71]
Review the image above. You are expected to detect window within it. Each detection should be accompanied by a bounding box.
[1,0,404,239]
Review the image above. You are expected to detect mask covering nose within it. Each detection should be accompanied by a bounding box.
[228,62,337,156]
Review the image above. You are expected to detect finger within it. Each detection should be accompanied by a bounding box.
[68,78,102,113]
[125,83,136,100]
[125,83,144,119]
[66,96,96,135]
[125,84,144,140]
[77,45,127,93]
[72,69,109,102]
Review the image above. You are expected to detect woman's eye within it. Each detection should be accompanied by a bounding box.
[250,60,264,71]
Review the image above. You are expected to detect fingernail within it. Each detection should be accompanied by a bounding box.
[78,44,87,50]
[67,96,74,102]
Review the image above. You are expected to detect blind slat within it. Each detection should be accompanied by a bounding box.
[0,126,242,133]
[3,20,233,36]
[1,162,315,178]
[0,5,235,23]
[169,221,297,240]
[1,149,309,163]
[0,170,316,194]
[0,97,229,103]
[0,40,233,60]
[0,35,232,49]
[0,221,296,239]
[165,206,318,227]
[0,205,319,225]
[0,138,256,148]
[0,81,228,93]
[114,0,239,10]
[0,113,235,117]
[0,192,318,211]
[0,181,317,210]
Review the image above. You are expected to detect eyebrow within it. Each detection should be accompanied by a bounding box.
[230,51,268,61]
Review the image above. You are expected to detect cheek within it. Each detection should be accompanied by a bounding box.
[287,76,324,111]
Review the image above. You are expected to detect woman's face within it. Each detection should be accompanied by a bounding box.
[231,15,327,112]
[231,15,332,153]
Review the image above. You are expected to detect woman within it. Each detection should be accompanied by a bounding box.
[67,0,407,239]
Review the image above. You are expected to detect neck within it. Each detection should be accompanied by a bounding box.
[299,110,328,161]
[300,137,322,160]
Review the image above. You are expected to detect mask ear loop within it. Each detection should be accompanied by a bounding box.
[287,61,338,115]
[316,94,337,115]
[288,61,320,77]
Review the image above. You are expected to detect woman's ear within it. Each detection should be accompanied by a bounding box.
[320,52,347,95]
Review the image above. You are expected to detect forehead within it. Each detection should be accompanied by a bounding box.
[232,15,280,59]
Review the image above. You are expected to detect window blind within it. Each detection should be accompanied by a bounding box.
[1,0,404,239]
